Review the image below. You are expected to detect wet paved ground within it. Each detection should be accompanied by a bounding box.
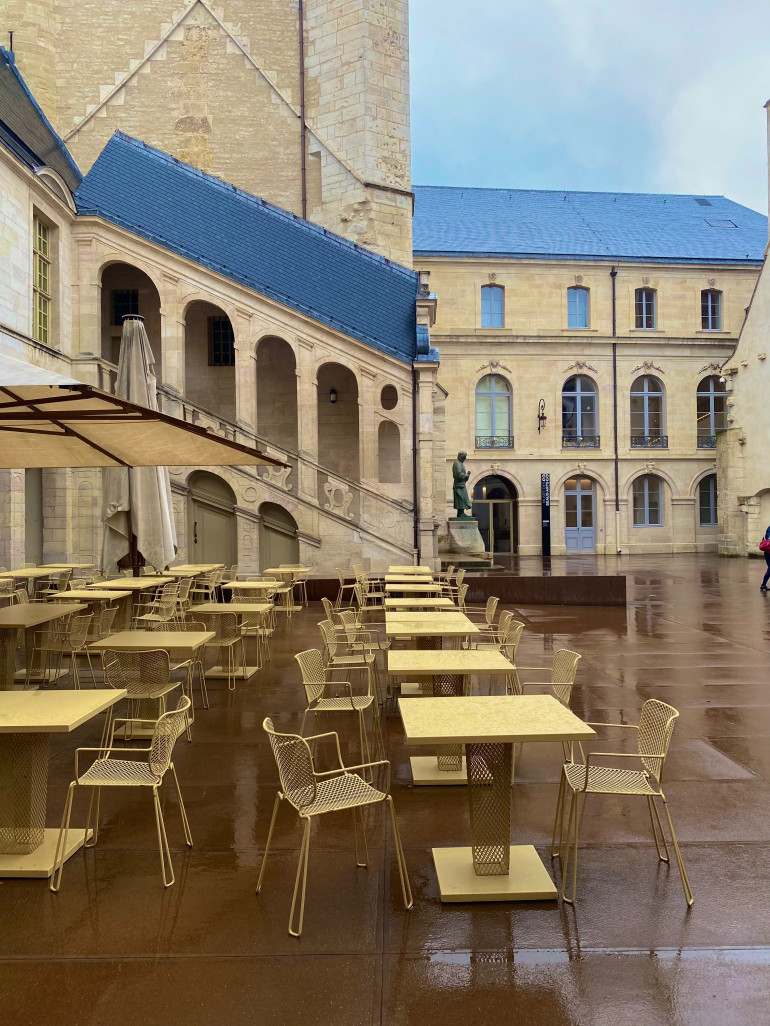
[1,554,769,1025]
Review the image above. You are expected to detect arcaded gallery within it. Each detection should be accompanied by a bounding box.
[1,4,769,1024]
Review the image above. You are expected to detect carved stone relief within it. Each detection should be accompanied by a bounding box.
[323,478,354,520]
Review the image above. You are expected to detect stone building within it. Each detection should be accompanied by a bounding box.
[415,187,766,555]
[1,0,413,266]
[0,48,441,574]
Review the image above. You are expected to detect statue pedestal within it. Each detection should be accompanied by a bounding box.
[448,517,485,555]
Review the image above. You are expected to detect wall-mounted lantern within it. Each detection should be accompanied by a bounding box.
[537,399,547,433]
[329,388,338,404]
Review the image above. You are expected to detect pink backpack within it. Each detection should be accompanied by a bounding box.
[760,539,770,553]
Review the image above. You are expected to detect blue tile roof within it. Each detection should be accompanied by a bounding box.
[0,47,82,193]
[413,185,768,265]
[75,133,419,363]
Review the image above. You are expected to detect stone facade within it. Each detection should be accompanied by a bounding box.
[423,258,760,555]
[6,0,413,266]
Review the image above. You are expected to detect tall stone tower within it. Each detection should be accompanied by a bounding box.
[3,0,413,266]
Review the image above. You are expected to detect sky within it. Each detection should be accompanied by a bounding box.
[409,0,770,214]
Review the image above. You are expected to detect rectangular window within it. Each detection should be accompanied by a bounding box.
[32,216,51,345]
[567,287,589,328]
[699,476,718,526]
[481,285,504,328]
[701,290,722,330]
[112,289,139,325]
[635,288,657,329]
[209,316,235,366]
[633,476,662,527]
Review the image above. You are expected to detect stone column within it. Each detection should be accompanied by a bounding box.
[161,279,185,399]
[234,317,256,433]
[359,368,377,487]
[414,360,440,570]
[672,497,696,553]
[71,239,101,358]
[295,341,318,504]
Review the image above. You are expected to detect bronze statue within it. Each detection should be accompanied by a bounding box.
[452,451,472,518]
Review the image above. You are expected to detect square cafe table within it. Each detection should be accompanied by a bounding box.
[400,695,595,902]
[384,574,434,584]
[388,566,433,574]
[0,602,87,690]
[385,597,455,611]
[190,603,271,679]
[388,648,515,785]
[0,689,126,876]
[385,582,442,594]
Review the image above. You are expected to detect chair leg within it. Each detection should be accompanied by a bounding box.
[153,786,175,887]
[551,768,567,858]
[660,796,694,907]
[256,791,283,895]
[560,789,581,904]
[84,786,101,847]
[169,763,193,847]
[352,807,368,868]
[386,796,413,910]
[289,818,312,937]
[50,781,76,892]
[647,795,670,862]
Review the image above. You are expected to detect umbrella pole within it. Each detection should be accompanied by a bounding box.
[128,510,141,577]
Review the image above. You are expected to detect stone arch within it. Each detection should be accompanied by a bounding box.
[187,470,237,567]
[471,473,519,554]
[377,419,401,483]
[183,299,236,420]
[99,261,162,372]
[317,361,360,479]
[553,465,612,497]
[466,465,525,501]
[259,501,299,571]
[256,336,298,450]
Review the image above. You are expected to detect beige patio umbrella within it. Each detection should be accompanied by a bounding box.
[0,344,282,569]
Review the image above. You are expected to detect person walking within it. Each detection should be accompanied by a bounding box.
[761,525,770,591]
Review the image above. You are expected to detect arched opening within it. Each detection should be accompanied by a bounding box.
[562,375,598,447]
[475,374,513,448]
[256,337,298,450]
[630,375,666,447]
[100,263,162,373]
[472,475,518,554]
[698,473,718,528]
[564,475,597,552]
[317,362,359,479]
[259,502,299,571]
[696,375,727,448]
[187,472,237,568]
[184,301,236,421]
[378,420,401,483]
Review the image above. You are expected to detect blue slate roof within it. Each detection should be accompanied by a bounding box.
[413,185,768,265]
[75,133,418,363]
[0,47,82,193]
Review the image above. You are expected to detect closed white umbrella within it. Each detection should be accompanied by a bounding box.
[102,316,176,573]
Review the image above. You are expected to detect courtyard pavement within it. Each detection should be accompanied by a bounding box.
[1,554,768,1025]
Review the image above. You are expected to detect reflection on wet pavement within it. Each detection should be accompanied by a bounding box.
[1,554,769,1025]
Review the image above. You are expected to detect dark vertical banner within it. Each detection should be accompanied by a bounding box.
[541,473,551,558]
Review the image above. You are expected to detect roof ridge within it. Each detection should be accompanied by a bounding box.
[109,131,417,281]
[413,183,732,201]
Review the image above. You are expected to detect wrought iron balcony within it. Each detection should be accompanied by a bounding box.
[697,434,717,449]
[475,435,514,449]
[630,435,668,449]
[562,435,600,449]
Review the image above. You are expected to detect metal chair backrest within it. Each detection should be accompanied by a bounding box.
[14,586,29,604]
[103,649,171,700]
[500,618,525,659]
[177,577,193,604]
[457,582,468,608]
[338,609,365,646]
[484,596,499,626]
[317,618,339,661]
[445,565,455,584]
[263,717,317,810]
[229,564,239,581]
[67,613,93,649]
[637,699,679,783]
[155,588,178,621]
[56,570,73,592]
[320,596,336,622]
[97,606,118,640]
[336,568,347,586]
[198,612,240,644]
[294,648,327,705]
[149,695,191,778]
[454,568,466,589]
[549,650,582,706]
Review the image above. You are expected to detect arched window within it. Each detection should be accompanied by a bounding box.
[475,375,512,448]
[699,474,718,526]
[696,375,727,448]
[567,286,589,328]
[377,420,401,483]
[481,284,504,328]
[562,375,598,447]
[635,287,657,329]
[701,289,722,330]
[633,474,663,527]
[630,375,666,447]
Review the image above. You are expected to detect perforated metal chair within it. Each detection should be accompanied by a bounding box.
[334,567,357,610]
[197,612,246,691]
[318,618,381,707]
[101,648,188,743]
[256,716,412,936]
[27,612,93,689]
[294,648,383,763]
[133,582,179,627]
[50,696,193,892]
[145,618,209,716]
[38,569,73,599]
[552,698,693,907]
[465,596,499,637]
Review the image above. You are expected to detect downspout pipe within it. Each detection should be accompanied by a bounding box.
[298,0,307,219]
[611,266,620,554]
[412,365,419,558]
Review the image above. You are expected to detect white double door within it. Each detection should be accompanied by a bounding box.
[564,476,596,552]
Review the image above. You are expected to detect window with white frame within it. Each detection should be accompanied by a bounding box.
[567,286,589,328]
[696,376,727,447]
[475,374,512,447]
[630,375,666,444]
[562,375,598,445]
[633,474,663,527]
[33,215,51,345]
[699,474,718,526]
[701,289,722,330]
[481,284,504,328]
[635,287,657,329]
